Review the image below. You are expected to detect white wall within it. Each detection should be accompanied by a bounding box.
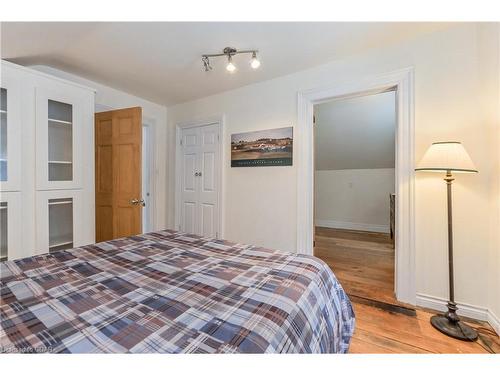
[315,168,394,233]
[30,65,169,232]
[167,23,500,328]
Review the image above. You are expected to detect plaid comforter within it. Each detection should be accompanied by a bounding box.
[0,230,355,353]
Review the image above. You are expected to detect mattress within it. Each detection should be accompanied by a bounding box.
[0,230,355,353]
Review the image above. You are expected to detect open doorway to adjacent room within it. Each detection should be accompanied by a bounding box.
[313,89,398,305]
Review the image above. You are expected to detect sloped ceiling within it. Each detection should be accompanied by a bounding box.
[314,91,396,170]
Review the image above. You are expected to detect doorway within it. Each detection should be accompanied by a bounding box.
[296,69,416,305]
[313,90,397,305]
[175,120,222,238]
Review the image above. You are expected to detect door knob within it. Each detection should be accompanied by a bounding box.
[130,198,146,206]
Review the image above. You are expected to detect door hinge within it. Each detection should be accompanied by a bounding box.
[217,134,220,142]
[216,231,219,238]
[180,139,183,146]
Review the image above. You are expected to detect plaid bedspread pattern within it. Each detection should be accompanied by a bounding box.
[0,230,355,353]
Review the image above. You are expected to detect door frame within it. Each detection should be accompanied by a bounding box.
[296,67,416,305]
[142,120,156,232]
[174,115,224,238]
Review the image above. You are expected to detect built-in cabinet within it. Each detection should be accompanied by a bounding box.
[36,190,83,253]
[0,60,95,261]
[36,87,86,190]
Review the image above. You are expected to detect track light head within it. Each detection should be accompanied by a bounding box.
[202,56,212,72]
[226,55,236,73]
[250,51,260,69]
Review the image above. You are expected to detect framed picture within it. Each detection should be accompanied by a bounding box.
[231,127,293,167]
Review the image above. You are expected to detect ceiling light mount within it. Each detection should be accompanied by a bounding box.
[202,47,260,72]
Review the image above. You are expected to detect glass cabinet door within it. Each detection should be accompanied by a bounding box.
[0,192,22,261]
[0,69,22,192]
[48,197,73,252]
[1,88,7,183]
[36,87,83,190]
[36,190,82,255]
[0,202,7,261]
[48,100,73,182]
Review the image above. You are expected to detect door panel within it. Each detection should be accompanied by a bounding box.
[202,152,215,191]
[200,203,215,238]
[183,153,196,192]
[179,123,219,238]
[95,107,142,242]
[183,201,196,234]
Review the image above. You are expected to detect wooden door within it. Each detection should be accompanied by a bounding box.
[95,107,142,242]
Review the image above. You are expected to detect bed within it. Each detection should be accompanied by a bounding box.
[0,230,355,353]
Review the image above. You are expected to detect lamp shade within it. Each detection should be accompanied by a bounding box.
[415,141,478,173]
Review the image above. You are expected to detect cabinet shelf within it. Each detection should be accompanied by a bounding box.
[48,118,72,125]
[49,240,73,249]
[48,160,72,164]
[48,200,72,206]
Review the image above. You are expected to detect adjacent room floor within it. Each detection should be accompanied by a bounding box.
[314,226,500,353]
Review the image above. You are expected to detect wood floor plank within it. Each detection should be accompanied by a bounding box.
[314,227,499,353]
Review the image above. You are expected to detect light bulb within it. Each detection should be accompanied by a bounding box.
[250,52,260,69]
[226,55,236,73]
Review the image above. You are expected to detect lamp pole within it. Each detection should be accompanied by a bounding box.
[429,170,478,341]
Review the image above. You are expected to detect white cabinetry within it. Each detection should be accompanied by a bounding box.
[35,86,86,190]
[0,60,95,260]
[0,67,22,191]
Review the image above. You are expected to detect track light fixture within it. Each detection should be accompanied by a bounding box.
[202,47,260,72]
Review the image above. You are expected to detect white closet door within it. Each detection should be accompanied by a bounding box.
[179,123,220,238]
[198,124,219,238]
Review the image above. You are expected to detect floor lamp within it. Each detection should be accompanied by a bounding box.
[415,141,478,341]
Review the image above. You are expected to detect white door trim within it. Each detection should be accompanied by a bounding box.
[141,122,155,232]
[175,115,224,239]
[296,67,416,305]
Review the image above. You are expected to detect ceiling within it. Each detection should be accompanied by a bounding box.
[1,22,452,106]
[314,90,395,170]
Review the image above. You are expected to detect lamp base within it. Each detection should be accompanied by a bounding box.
[430,315,478,341]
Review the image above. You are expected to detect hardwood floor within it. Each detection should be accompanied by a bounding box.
[315,226,398,305]
[314,226,499,354]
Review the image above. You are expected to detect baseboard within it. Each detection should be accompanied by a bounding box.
[487,309,500,336]
[315,219,389,234]
[416,293,500,335]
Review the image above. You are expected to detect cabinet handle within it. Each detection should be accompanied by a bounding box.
[194,172,202,177]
